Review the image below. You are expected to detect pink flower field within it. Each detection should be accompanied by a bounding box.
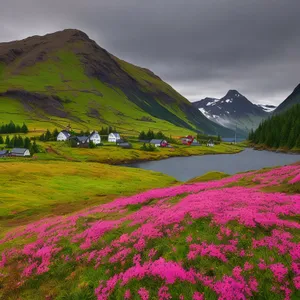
[1,164,300,299]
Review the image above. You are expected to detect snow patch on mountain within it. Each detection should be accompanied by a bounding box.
[256,104,277,112]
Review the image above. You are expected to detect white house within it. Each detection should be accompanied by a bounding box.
[10,148,31,157]
[57,130,71,141]
[108,132,121,143]
[207,139,214,147]
[89,131,101,145]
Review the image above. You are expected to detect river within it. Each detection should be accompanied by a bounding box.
[127,148,300,181]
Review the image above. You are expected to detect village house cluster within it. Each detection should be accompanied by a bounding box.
[56,130,132,148]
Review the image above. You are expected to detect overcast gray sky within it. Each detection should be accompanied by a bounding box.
[1,0,300,105]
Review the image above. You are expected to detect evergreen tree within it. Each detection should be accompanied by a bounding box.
[89,140,96,148]
[21,123,29,133]
[24,137,31,149]
[45,129,52,141]
[15,135,24,147]
[52,128,59,139]
[138,131,146,140]
[0,135,4,144]
[5,136,10,146]
[9,136,17,148]
[251,104,300,150]
[32,141,39,153]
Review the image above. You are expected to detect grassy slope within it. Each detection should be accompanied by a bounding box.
[33,141,243,164]
[0,50,194,135]
[0,161,176,230]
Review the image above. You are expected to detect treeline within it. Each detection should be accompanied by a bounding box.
[0,121,28,134]
[249,104,300,149]
[139,130,171,141]
[197,133,221,143]
[39,129,59,141]
[0,135,39,153]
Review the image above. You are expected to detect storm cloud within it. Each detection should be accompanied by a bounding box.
[1,0,300,104]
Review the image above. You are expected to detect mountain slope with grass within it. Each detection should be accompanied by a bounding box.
[0,29,234,136]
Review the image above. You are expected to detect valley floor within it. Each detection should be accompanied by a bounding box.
[1,140,244,165]
[0,162,299,299]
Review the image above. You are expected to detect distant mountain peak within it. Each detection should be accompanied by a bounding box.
[293,83,300,93]
[274,83,300,114]
[192,90,269,135]
[224,90,243,99]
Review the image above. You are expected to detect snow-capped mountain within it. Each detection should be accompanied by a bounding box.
[193,90,270,134]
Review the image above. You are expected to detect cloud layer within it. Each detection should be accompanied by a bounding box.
[1,0,300,104]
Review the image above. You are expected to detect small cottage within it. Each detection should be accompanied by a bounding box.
[150,139,168,147]
[118,142,132,149]
[70,136,90,147]
[89,131,101,145]
[57,130,71,141]
[181,135,194,145]
[10,148,31,157]
[191,139,201,146]
[207,139,214,147]
[108,133,121,143]
[0,150,8,157]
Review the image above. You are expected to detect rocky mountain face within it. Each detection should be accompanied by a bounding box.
[0,29,235,137]
[192,90,270,135]
[274,83,300,114]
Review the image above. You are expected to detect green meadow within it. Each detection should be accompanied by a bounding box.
[0,161,177,231]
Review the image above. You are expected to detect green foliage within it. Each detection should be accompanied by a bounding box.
[0,135,4,144]
[0,121,29,134]
[88,140,96,148]
[140,143,157,152]
[5,135,39,153]
[249,104,300,149]
[138,130,174,143]
[39,128,60,141]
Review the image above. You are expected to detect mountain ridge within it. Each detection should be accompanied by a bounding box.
[0,29,235,137]
[192,90,269,135]
[274,83,300,114]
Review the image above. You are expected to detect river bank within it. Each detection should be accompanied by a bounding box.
[31,141,245,165]
[248,142,300,154]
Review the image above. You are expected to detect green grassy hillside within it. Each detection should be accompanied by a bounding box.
[0,29,234,137]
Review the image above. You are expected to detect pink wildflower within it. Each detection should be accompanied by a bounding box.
[186,235,193,243]
[269,263,288,282]
[138,287,149,300]
[124,289,131,299]
[294,276,300,289]
[158,286,171,300]
[193,291,204,300]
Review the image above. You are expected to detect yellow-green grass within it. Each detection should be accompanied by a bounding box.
[187,171,230,183]
[0,50,197,136]
[36,141,243,164]
[0,161,177,231]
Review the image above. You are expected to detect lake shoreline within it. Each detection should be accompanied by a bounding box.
[126,148,300,181]
[251,144,300,154]
[114,147,245,166]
